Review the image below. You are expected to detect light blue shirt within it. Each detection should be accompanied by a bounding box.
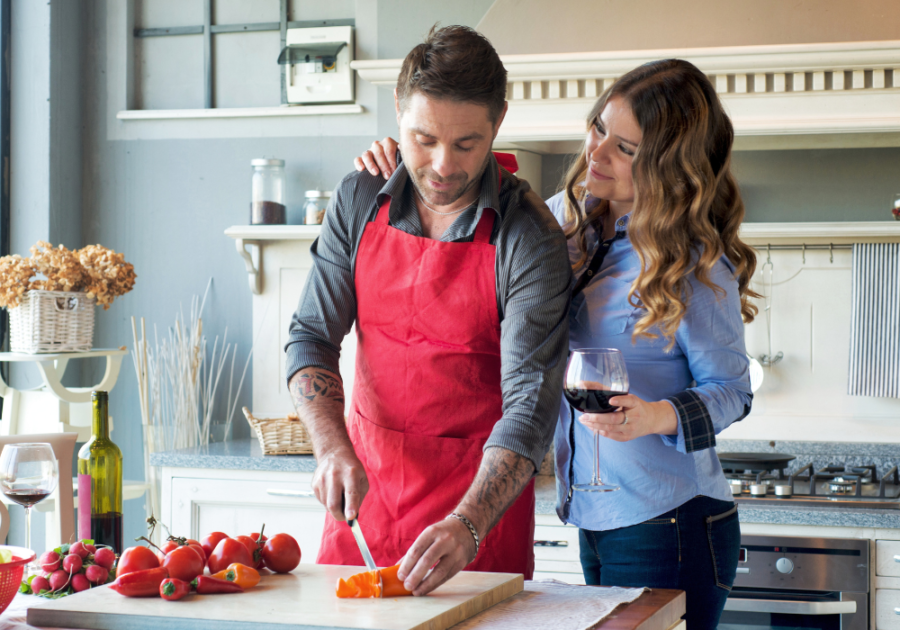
[547,192,752,531]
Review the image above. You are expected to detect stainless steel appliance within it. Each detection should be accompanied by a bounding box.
[720,452,900,509]
[720,534,869,630]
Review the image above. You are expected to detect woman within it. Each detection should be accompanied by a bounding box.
[355,59,757,629]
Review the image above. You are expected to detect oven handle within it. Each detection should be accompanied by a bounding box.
[724,598,856,614]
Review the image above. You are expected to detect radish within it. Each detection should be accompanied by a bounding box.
[48,570,70,591]
[84,543,97,554]
[69,541,90,559]
[93,547,115,570]
[85,564,109,585]
[30,576,51,594]
[62,554,83,574]
[39,551,60,573]
[71,573,91,592]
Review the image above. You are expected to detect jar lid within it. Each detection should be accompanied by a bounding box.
[305,190,332,198]
[251,158,285,167]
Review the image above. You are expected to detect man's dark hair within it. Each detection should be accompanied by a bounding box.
[396,25,507,124]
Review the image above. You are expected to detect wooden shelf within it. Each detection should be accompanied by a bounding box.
[739,220,900,245]
[224,225,322,241]
[117,104,363,121]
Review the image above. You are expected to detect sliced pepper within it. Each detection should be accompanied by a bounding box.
[110,567,169,598]
[335,564,413,599]
[211,563,260,589]
[191,575,244,595]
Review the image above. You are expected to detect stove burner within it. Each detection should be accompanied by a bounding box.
[828,480,857,495]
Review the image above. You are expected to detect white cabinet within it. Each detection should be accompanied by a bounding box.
[877,539,900,629]
[161,466,326,565]
[533,514,584,584]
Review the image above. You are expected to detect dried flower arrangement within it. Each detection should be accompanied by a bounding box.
[0,241,136,309]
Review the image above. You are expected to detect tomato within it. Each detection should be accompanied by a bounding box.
[162,545,205,582]
[158,539,207,567]
[207,537,253,575]
[186,539,207,565]
[261,533,301,574]
[200,532,229,560]
[117,546,161,578]
[235,535,263,570]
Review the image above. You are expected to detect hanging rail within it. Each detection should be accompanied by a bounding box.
[751,242,852,263]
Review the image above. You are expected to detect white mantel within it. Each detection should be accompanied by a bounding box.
[352,40,900,152]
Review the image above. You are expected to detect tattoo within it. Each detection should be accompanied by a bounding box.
[290,369,345,405]
[457,447,535,541]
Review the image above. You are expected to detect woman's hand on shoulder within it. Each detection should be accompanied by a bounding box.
[578,395,678,442]
[353,137,399,179]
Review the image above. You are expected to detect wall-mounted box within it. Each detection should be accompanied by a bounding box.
[279,26,354,104]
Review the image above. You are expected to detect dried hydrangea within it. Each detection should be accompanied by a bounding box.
[29,241,89,293]
[0,255,36,308]
[78,244,137,310]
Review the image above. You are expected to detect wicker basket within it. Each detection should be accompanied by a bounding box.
[9,290,95,353]
[243,407,314,455]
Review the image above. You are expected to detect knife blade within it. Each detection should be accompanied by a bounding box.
[348,518,378,571]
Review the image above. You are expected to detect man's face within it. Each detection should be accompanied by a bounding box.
[396,91,507,207]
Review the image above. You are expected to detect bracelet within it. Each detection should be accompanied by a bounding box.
[447,512,480,557]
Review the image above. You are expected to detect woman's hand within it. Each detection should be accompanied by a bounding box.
[353,137,399,179]
[578,394,678,442]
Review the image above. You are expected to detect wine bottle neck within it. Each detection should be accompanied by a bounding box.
[92,393,110,438]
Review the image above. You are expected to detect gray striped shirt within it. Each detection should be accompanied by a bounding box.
[285,155,572,470]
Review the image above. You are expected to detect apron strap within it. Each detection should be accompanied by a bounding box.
[375,197,392,224]
[473,210,495,244]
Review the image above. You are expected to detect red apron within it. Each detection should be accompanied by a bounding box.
[316,162,535,577]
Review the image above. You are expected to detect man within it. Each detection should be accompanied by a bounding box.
[285,25,571,596]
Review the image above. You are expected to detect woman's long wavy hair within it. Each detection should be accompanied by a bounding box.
[563,59,759,348]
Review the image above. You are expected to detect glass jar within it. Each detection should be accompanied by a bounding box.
[304,190,332,225]
[250,159,286,224]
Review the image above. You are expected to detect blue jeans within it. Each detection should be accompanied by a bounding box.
[579,495,740,630]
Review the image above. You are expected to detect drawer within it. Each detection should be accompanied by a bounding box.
[878,541,900,577]
[533,524,581,563]
[876,589,900,629]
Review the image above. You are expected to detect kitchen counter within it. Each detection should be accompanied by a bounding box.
[152,438,900,528]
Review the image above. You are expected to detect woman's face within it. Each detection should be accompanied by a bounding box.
[584,96,642,213]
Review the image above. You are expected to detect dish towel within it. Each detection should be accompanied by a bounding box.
[848,243,900,398]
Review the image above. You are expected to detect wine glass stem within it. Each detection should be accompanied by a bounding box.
[593,430,601,484]
[24,505,33,576]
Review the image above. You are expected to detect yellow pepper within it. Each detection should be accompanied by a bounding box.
[212,563,260,589]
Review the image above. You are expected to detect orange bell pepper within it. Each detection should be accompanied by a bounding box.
[211,563,260,589]
[335,564,413,599]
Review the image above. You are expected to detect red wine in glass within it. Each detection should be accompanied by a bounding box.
[2,488,52,507]
[565,348,629,493]
[564,388,628,414]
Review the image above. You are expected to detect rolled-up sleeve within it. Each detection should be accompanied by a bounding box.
[284,174,358,383]
[660,259,753,454]
[485,200,572,471]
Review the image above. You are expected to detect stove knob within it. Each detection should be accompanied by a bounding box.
[776,557,794,574]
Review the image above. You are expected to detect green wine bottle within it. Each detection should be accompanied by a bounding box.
[77,391,123,552]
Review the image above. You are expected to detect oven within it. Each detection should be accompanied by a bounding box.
[719,534,868,630]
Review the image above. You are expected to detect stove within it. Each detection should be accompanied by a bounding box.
[722,460,900,509]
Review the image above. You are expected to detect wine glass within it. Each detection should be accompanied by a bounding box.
[0,443,59,574]
[564,349,629,492]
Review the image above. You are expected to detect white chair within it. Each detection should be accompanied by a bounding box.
[0,433,77,551]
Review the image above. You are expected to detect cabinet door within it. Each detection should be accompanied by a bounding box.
[876,588,900,629]
[171,476,326,564]
[878,541,900,577]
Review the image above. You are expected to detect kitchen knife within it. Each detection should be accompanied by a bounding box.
[348,518,378,571]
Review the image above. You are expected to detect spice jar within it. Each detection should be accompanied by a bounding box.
[304,190,332,225]
[250,159,286,224]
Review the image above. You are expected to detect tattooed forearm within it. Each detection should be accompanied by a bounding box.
[291,370,345,405]
[455,447,535,541]
[289,367,351,458]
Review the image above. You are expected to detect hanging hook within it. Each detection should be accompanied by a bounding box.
[801,243,806,264]
[766,244,772,264]
[829,243,834,264]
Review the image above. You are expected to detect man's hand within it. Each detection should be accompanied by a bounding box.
[353,137,399,179]
[397,446,535,596]
[396,516,476,596]
[312,447,369,522]
[289,367,367,520]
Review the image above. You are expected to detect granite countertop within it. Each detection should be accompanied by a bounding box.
[151,438,900,528]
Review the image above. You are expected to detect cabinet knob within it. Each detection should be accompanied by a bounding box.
[191,486,198,493]
[178,500,184,507]
[895,607,900,615]
[894,554,900,563]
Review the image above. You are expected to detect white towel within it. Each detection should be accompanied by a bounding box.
[848,243,900,398]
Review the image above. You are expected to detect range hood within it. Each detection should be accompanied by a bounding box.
[352,40,900,153]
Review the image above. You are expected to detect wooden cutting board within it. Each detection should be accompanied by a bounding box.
[26,565,524,630]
